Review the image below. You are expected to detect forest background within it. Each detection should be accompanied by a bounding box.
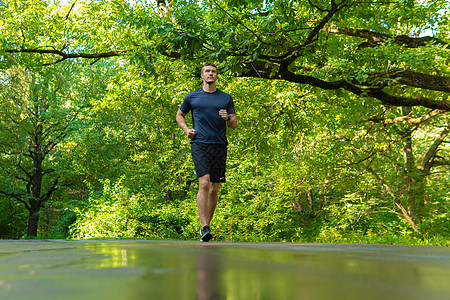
[0,0,449,245]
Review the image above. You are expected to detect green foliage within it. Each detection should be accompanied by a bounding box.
[0,196,27,239]
[0,58,105,236]
[0,1,448,245]
[69,177,192,240]
[69,178,140,239]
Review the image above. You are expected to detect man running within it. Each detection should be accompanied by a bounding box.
[176,63,237,242]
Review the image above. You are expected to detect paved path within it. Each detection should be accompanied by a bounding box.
[0,240,449,300]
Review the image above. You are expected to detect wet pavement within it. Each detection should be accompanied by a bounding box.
[0,240,449,300]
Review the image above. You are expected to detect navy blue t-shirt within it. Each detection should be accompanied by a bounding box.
[180,88,236,145]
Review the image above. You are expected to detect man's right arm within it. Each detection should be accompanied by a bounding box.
[176,109,196,139]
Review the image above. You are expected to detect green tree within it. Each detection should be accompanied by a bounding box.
[4,1,447,109]
[1,0,448,241]
[0,64,89,237]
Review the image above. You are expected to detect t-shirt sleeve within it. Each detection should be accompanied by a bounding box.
[228,96,236,115]
[179,95,191,114]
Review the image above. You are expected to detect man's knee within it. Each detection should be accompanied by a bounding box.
[209,183,219,196]
[209,188,218,197]
[198,175,210,192]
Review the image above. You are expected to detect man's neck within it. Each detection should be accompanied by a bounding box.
[202,83,217,93]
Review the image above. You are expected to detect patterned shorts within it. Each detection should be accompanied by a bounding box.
[191,143,227,183]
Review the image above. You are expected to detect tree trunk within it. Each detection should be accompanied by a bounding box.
[367,167,421,236]
[27,202,40,237]
[26,137,44,237]
[401,107,425,225]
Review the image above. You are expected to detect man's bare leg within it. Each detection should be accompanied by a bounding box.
[206,182,219,225]
[197,175,220,226]
[197,175,212,227]
[197,175,216,241]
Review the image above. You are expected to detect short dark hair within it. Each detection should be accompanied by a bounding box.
[201,63,217,73]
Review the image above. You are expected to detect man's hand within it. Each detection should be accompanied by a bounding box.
[187,128,196,139]
[219,109,237,129]
[176,109,196,139]
[219,109,229,121]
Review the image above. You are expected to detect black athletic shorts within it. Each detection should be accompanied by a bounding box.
[191,143,227,183]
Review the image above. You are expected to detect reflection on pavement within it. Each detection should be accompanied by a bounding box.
[0,240,449,300]
[197,245,220,300]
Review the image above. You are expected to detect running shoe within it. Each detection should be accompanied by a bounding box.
[200,225,213,242]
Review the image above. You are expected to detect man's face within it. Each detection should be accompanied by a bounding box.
[201,66,218,84]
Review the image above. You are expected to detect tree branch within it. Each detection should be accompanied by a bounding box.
[369,70,450,93]
[370,109,447,125]
[307,0,329,12]
[0,191,31,212]
[432,160,450,167]
[212,0,268,45]
[65,0,77,20]
[43,104,88,154]
[5,48,128,66]
[367,167,421,235]
[39,178,59,204]
[420,123,450,174]
[342,125,419,169]
[302,0,350,49]
[16,157,32,179]
[325,26,448,48]
[242,66,450,111]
